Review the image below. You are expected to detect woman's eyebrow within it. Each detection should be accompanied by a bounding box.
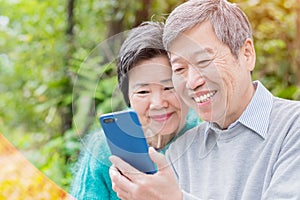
[131,83,149,90]
[131,78,172,90]
[160,78,172,84]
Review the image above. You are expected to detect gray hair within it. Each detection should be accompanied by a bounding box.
[117,21,167,106]
[163,0,253,57]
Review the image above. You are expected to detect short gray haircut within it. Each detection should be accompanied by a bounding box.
[163,0,253,57]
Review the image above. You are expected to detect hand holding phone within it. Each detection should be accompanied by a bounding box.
[99,110,157,174]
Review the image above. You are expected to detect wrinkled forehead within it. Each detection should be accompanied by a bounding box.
[168,35,214,65]
[167,21,225,63]
[169,39,230,67]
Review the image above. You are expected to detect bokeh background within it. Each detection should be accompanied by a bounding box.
[0,0,299,198]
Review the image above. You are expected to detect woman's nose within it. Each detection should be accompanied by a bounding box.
[149,92,168,109]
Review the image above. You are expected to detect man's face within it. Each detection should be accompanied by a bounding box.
[169,21,255,128]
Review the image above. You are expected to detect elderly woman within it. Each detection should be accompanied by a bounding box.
[70,21,199,200]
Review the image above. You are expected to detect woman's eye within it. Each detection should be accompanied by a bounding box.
[136,90,149,94]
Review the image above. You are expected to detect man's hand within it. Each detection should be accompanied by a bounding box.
[109,147,182,200]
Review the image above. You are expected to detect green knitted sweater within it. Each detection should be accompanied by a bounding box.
[70,109,200,200]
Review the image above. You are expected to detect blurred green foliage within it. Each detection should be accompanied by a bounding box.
[240,0,300,100]
[0,0,299,193]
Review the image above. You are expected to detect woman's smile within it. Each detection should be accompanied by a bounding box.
[150,112,174,122]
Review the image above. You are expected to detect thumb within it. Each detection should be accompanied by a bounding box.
[149,147,169,171]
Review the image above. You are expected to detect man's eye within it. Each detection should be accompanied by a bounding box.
[173,67,185,74]
[164,86,174,91]
[197,59,212,67]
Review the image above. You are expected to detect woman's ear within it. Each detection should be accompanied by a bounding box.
[241,38,256,71]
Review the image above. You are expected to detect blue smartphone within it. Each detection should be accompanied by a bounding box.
[99,110,157,174]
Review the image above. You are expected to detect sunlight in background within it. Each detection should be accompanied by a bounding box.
[0,134,73,199]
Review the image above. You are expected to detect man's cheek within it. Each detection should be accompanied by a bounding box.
[172,75,186,92]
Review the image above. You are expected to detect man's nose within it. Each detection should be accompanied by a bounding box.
[186,66,205,90]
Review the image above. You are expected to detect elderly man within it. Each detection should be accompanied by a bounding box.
[110,1,300,199]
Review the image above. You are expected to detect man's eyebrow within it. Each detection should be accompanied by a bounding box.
[194,47,215,56]
[170,47,215,63]
[170,56,181,64]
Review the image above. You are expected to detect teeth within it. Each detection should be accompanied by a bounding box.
[194,91,215,103]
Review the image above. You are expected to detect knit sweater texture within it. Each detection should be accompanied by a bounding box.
[70,109,200,200]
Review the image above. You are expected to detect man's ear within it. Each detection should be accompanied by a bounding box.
[241,38,256,71]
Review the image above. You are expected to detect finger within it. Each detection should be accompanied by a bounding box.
[112,181,131,200]
[112,182,131,200]
[109,155,142,182]
[149,147,169,171]
[109,165,134,199]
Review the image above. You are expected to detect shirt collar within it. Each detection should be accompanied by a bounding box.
[231,80,273,139]
[205,81,273,139]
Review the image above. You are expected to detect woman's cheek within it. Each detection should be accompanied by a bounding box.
[168,93,182,110]
[130,98,149,124]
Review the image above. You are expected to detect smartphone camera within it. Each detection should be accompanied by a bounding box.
[103,117,115,124]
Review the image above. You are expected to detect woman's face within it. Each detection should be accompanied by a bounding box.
[128,55,189,149]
